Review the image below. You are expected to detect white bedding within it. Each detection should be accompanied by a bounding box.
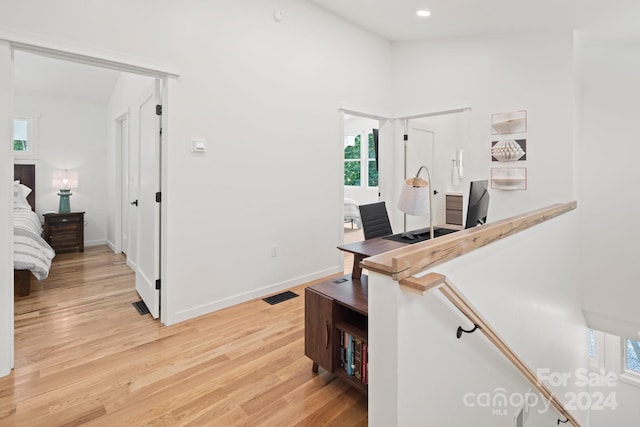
[344,198,361,228]
[13,208,55,280]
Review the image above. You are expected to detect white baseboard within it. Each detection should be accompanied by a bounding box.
[126,258,137,272]
[85,239,107,248]
[166,266,343,326]
[106,239,116,252]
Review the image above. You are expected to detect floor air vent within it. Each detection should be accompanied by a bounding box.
[132,300,150,315]
[263,291,299,305]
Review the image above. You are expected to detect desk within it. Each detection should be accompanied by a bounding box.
[338,238,406,279]
[338,225,463,279]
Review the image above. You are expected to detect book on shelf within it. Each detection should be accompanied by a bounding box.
[346,332,352,376]
[337,327,368,385]
[362,342,367,384]
[354,338,362,380]
[339,329,345,368]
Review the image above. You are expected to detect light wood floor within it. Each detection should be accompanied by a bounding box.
[2,246,367,426]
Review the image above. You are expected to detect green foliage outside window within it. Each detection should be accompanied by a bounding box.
[368,133,376,158]
[344,161,360,186]
[344,134,360,159]
[368,133,378,186]
[344,132,378,187]
[368,161,378,186]
[14,140,27,151]
[344,134,361,186]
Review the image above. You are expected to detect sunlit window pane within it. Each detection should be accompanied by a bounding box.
[626,339,640,374]
[13,118,29,152]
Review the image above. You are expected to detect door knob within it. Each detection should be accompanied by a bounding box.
[131,200,139,206]
[433,190,439,195]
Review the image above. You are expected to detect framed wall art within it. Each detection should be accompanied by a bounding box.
[491,139,527,162]
[491,110,527,135]
[491,167,527,190]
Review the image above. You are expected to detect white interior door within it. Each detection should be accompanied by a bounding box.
[135,80,161,318]
[405,123,436,231]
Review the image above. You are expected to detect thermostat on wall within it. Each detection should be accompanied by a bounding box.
[191,139,206,153]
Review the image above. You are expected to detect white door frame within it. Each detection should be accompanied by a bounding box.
[114,111,129,255]
[1,39,176,376]
[338,109,392,248]
[403,122,436,232]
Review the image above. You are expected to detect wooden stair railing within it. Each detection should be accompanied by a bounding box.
[400,273,580,427]
[363,203,580,426]
[362,201,577,281]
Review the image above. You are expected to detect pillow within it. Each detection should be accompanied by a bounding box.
[13,181,32,210]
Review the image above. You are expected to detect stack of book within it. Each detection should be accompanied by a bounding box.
[338,329,368,385]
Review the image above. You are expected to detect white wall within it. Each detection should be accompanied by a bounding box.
[392,32,575,222]
[0,0,393,325]
[13,94,108,246]
[574,36,640,425]
[0,41,14,376]
[369,211,589,426]
[575,37,640,337]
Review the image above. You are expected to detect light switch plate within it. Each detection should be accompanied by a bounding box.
[191,139,206,153]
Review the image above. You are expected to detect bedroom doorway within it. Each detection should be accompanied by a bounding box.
[340,110,393,253]
[2,41,174,373]
[10,48,166,322]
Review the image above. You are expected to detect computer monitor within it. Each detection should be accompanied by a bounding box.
[465,180,489,229]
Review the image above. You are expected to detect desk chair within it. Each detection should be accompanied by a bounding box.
[359,202,393,240]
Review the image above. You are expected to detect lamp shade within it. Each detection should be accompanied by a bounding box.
[397,177,430,216]
[52,170,79,190]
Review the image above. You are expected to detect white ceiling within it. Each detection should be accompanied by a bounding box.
[13,50,121,105]
[12,1,640,104]
[308,0,640,42]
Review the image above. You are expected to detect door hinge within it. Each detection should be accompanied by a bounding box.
[159,127,162,135]
[155,192,161,203]
[156,104,162,115]
[155,279,161,290]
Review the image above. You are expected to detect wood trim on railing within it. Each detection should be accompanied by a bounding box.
[362,201,577,281]
[400,273,580,427]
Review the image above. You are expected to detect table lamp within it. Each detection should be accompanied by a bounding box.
[52,169,79,213]
[397,165,434,239]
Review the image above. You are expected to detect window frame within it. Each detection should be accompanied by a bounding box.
[620,338,640,386]
[13,114,40,160]
[344,128,378,189]
[344,132,362,187]
[589,330,640,389]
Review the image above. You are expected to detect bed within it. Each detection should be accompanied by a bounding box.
[344,198,361,229]
[13,164,55,297]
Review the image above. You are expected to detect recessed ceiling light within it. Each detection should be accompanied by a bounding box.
[416,10,431,18]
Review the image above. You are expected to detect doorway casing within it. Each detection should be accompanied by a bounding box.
[0,38,177,376]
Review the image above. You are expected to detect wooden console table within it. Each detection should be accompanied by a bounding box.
[305,274,368,393]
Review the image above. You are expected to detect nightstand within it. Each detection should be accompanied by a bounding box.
[44,212,85,253]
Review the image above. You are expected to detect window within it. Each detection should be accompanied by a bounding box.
[625,339,640,375]
[344,133,361,186]
[13,115,39,159]
[344,130,378,188]
[367,133,378,187]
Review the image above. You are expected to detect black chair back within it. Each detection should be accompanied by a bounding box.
[359,202,393,240]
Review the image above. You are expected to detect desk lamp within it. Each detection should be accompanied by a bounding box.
[397,165,434,240]
[52,169,79,213]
